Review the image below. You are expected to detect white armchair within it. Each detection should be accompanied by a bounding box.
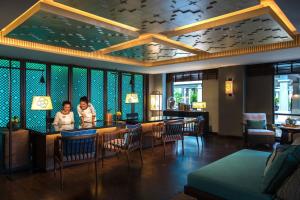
[243,113,275,146]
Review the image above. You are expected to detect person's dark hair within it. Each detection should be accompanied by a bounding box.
[62,100,71,107]
[80,96,89,104]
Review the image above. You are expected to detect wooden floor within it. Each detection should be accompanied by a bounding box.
[0,135,269,200]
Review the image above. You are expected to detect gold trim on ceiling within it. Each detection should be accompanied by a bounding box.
[96,33,205,55]
[0,0,299,67]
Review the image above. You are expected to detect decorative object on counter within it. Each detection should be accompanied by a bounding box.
[192,102,206,111]
[116,111,122,121]
[106,109,113,122]
[225,78,234,96]
[167,96,176,110]
[150,91,162,117]
[285,117,297,126]
[6,116,20,131]
[31,96,53,110]
[178,103,191,111]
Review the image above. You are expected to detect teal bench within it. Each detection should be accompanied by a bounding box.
[184,149,273,200]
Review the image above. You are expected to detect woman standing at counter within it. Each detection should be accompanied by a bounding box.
[53,101,75,126]
[77,96,96,125]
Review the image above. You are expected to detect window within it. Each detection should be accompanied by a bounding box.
[173,81,202,108]
[274,74,300,125]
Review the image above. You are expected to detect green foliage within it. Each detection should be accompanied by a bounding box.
[190,91,198,103]
[174,91,183,104]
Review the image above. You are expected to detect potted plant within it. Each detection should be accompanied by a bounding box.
[7,116,21,131]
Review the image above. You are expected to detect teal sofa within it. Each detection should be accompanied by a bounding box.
[184,149,273,200]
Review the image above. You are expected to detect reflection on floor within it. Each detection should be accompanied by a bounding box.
[0,135,272,200]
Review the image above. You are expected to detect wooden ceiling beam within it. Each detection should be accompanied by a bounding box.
[39,0,140,37]
[96,34,154,55]
[1,1,41,36]
[161,4,271,37]
[151,34,205,55]
[262,0,298,37]
[97,33,205,55]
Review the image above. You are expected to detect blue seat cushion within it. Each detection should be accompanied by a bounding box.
[61,130,97,156]
[187,149,272,200]
[61,129,97,137]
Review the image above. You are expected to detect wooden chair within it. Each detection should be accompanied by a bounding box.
[151,122,164,152]
[102,124,143,167]
[163,121,185,159]
[184,117,205,154]
[54,130,99,190]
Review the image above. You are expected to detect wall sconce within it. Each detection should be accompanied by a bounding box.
[225,78,233,96]
[150,91,162,111]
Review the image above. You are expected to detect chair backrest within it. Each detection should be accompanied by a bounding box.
[185,118,205,136]
[126,124,142,149]
[152,122,164,137]
[59,129,98,162]
[126,113,139,124]
[243,113,267,124]
[165,121,184,136]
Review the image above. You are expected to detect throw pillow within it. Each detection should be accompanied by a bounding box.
[262,145,300,194]
[265,145,290,176]
[246,120,266,129]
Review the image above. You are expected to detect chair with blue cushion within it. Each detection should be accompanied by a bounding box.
[243,113,275,147]
[54,129,99,190]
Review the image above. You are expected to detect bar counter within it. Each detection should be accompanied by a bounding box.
[29,116,184,135]
[30,116,186,171]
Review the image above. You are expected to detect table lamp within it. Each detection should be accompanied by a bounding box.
[125,93,139,104]
[192,102,206,111]
[31,96,53,110]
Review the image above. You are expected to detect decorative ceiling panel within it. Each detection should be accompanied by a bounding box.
[55,0,260,33]
[6,11,135,52]
[109,42,194,61]
[173,14,293,53]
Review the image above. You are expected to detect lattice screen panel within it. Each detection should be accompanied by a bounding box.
[72,67,87,122]
[134,74,144,121]
[107,71,119,115]
[122,73,132,119]
[0,59,21,127]
[26,62,46,128]
[91,69,104,120]
[50,65,69,118]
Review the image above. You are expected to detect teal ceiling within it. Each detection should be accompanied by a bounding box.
[109,42,194,61]
[6,11,136,52]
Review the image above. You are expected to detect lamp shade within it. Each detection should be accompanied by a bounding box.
[192,102,206,109]
[31,96,53,110]
[150,94,162,111]
[125,93,139,103]
[225,79,233,96]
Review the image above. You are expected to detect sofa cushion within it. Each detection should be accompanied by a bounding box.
[247,120,266,129]
[247,129,274,136]
[187,149,272,200]
[262,145,300,194]
[276,167,300,200]
[264,145,290,176]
